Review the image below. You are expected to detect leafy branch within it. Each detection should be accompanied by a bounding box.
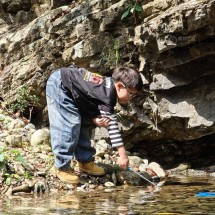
[3,86,39,121]
[121,0,143,23]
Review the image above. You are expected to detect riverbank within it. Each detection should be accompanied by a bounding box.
[0,106,215,196]
[0,105,153,195]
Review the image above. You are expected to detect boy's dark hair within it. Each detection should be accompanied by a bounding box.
[112,67,143,91]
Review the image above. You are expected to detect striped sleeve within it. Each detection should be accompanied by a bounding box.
[100,110,124,148]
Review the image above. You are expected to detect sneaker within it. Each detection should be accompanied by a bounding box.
[50,166,79,184]
[76,161,105,176]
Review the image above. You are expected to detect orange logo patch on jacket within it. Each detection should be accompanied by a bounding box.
[84,71,104,84]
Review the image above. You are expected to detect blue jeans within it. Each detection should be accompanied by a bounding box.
[46,69,96,169]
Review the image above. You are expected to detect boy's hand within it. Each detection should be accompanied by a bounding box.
[117,145,129,169]
[118,155,129,170]
[92,116,110,127]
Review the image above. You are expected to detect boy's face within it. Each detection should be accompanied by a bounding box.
[115,82,137,104]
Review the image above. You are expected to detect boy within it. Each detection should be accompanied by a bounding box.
[46,64,143,184]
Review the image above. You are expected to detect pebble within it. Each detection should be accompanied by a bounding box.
[104,182,115,187]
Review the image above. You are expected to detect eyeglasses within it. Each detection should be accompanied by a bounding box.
[121,83,137,99]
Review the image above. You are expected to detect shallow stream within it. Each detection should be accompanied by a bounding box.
[1,175,214,215]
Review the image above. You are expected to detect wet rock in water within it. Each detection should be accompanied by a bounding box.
[97,162,115,174]
[96,162,162,186]
[206,165,215,172]
[34,180,49,194]
[98,175,112,184]
[12,184,31,194]
[111,172,117,185]
[165,163,213,177]
[186,169,207,176]
[166,163,191,175]
[210,172,215,177]
[116,170,152,186]
[79,173,91,185]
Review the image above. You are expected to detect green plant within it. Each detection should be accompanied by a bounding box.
[0,147,32,185]
[2,148,18,162]
[121,0,143,22]
[0,147,26,164]
[7,86,39,119]
[4,173,20,186]
[100,38,121,68]
[23,171,32,180]
[10,87,38,112]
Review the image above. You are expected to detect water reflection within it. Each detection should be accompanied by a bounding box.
[0,176,215,215]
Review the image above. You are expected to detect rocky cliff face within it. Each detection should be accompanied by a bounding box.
[0,0,214,165]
